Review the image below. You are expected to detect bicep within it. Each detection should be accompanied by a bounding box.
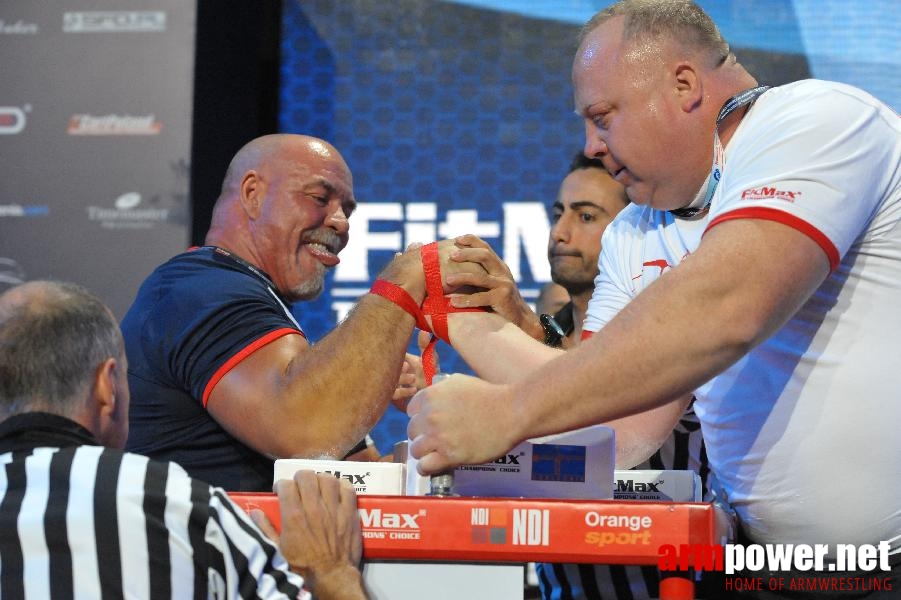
[206,332,310,455]
[696,217,831,345]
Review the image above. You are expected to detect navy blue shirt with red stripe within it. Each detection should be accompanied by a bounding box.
[122,246,303,491]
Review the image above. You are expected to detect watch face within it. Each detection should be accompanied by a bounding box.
[540,313,565,347]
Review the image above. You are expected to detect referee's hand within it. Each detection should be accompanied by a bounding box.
[266,470,368,600]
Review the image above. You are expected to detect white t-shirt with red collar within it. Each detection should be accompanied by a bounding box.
[584,79,901,552]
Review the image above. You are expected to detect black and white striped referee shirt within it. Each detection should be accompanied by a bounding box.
[0,412,307,599]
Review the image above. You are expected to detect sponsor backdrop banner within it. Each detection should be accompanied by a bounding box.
[280,0,899,453]
[0,2,195,317]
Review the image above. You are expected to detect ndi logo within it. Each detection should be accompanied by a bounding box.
[470,506,508,544]
[513,508,550,546]
[469,507,550,546]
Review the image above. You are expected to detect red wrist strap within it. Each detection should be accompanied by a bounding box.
[421,242,450,343]
[418,242,487,384]
[371,242,486,386]
[370,280,429,332]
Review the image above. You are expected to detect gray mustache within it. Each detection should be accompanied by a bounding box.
[302,230,342,253]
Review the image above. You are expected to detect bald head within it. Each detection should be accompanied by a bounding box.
[572,0,756,210]
[205,133,357,302]
[218,134,349,199]
[579,0,731,68]
[0,281,124,423]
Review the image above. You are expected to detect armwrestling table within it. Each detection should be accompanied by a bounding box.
[229,493,734,600]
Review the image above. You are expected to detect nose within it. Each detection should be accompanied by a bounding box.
[550,214,571,244]
[325,201,350,235]
[583,120,608,159]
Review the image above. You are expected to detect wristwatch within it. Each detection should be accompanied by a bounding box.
[539,313,566,348]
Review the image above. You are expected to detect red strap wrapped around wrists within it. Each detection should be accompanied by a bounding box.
[370,279,429,331]
[371,242,487,385]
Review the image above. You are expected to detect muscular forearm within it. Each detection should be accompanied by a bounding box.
[276,295,415,457]
[505,220,831,444]
[448,311,564,383]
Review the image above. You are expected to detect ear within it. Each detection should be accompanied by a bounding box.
[89,357,127,448]
[92,358,117,415]
[239,170,264,220]
[673,61,703,113]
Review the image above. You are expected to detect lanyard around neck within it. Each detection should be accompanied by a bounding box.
[207,246,273,285]
[205,246,303,331]
[670,85,770,218]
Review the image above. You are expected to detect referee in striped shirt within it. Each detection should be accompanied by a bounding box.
[0,280,368,599]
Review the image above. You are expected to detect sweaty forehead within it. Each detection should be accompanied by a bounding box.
[573,18,658,113]
[573,26,620,109]
[287,147,353,190]
[307,139,334,160]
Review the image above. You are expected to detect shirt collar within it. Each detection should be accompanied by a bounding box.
[0,412,99,453]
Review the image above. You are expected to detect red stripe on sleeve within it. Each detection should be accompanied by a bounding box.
[705,207,840,272]
[201,328,303,407]
[581,330,594,341]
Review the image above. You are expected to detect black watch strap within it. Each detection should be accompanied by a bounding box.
[540,313,565,348]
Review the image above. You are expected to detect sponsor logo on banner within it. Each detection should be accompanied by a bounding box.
[0,105,29,135]
[470,507,550,546]
[0,19,38,34]
[0,203,49,217]
[87,192,169,229]
[359,508,425,541]
[471,506,508,544]
[328,202,552,322]
[68,114,161,136]
[532,443,587,482]
[322,470,370,493]
[63,11,166,33]
[458,450,526,475]
[614,477,665,500]
[583,510,653,548]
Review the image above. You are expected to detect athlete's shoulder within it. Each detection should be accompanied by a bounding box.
[756,79,891,121]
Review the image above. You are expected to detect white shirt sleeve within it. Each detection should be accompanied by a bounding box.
[707,80,900,271]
